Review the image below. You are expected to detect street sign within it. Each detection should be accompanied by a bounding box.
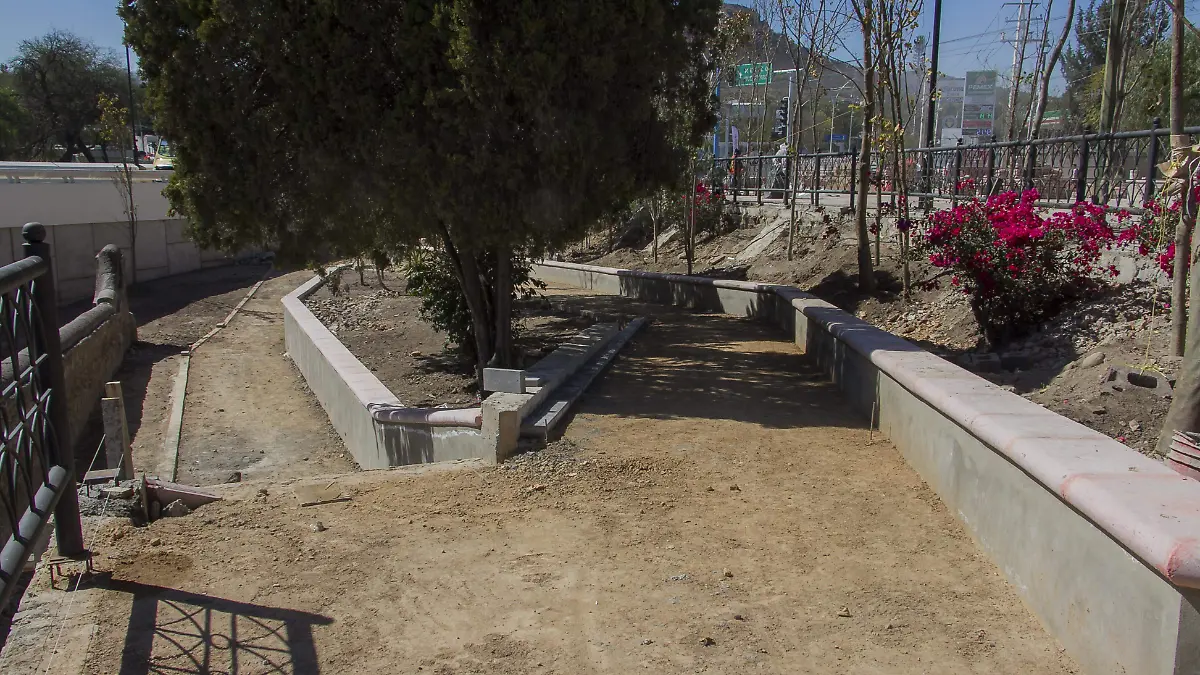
[824,134,848,142]
[733,62,773,87]
[1042,109,1064,125]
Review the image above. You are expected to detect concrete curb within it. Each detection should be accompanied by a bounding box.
[533,259,1200,675]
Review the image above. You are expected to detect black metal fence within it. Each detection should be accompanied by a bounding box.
[0,223,83,610]
[711,122,1200,213]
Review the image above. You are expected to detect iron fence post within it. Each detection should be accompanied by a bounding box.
[813,155,822,207]
[985,145,996,197]
[1145,117,1162,205]
[849,152,858,212]
[22,223,84,556]
[1075,132,1090,204]
[1023,143,1037,193]
[757,156,764,205]
[952,142,963,206]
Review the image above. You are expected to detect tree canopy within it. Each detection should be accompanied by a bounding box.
[8,31,127,161]
[123,0,720,370]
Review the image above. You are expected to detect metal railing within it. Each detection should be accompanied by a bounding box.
[710,121,1200,213]
[0,223,83,611]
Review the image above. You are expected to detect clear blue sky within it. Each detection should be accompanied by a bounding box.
[0,0,130,63]
[3,0,1198,91]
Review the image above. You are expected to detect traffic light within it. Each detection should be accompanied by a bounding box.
[772,97,789,140]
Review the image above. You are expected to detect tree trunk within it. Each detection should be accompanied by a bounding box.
[489,247,513,369]
[687,160,696,276]
[651,198,659,263]
[1159,181,1200,456]
[856,3,877,294]
[437,225,493,381]
[1029,0,1074,142]
[1098,0,1129,134]
[1171,0,1189,356]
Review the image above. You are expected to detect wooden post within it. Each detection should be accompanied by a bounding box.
[102,381,134,480]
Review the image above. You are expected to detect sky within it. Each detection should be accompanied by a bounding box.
[2,0,1199,91]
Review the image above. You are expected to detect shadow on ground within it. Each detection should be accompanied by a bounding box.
[102,579,332,675]
[546,292,867,431]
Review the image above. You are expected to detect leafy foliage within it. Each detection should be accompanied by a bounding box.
[918,190,1144,344]
[8,31,125,161]
[403,248,544,361]
[123,0,720,368]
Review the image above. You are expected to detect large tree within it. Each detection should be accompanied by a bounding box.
[9,31,125,161]
[123,0,718,375]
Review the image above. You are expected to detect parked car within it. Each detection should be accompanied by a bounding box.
[153,139,175,170]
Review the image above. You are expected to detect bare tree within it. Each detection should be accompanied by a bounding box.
[1029,0,1076,140]
[778,0,848,260]
[97,93,138,282]
[849,0,877,292]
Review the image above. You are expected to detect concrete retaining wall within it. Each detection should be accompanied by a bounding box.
[281,274,486,469]
[0,220,246,306]
[533,259,1200,675]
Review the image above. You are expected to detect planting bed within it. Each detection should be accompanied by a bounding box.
[302,270,598,406]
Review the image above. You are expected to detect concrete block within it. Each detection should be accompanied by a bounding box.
[482,393,530,463]
[164,219,189,244]
[93,221,132,249]
[134,220,169,272]
[483,368,526,394]
[167,242,202,276]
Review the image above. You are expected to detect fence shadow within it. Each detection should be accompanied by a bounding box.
[102,579,332,675]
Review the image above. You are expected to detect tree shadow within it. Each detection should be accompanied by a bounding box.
[125,264,273,329]
[100,578,332,675]
[543,292,869,431]
[804,268,902,316]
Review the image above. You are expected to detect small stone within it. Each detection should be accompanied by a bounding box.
[1091,407,1107,415]
[216,408,225,413]
[1129,420,1142,432]
[706,486,715,492]
[641,639,654,646]
[837,606,852,618]
[225,471,243,484]
[163,500,191,517]
[723,569,733,578]
[149,537,162,546]
[700,637,716,646]
[1079,352,1106,368]
[99,485,134,499]
[411,350,422,357]
[733,614,745,621]
[729,484,741,492]
[310,521,326,532]
[669,574,690,581]
[256,488,269,497]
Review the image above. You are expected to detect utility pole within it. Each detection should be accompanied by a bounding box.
[125,42,140,167]
[1004,1,1035,142]
[1098,0,1128,134]
[920,1,942,207]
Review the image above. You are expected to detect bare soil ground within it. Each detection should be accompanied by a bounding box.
[303,271,598,406]
[21,288,1076,674]
[580,202,1174,456]
[75,265,355,485]
[175,271,356,485]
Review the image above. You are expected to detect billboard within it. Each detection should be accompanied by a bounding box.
[961,71,998,141]
[937,77,965,146]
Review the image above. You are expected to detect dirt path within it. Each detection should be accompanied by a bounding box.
[62,289,1076,674]
[176,272,355,485]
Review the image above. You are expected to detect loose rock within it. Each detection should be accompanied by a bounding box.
[837,606,852,618]
[310,521,327,532]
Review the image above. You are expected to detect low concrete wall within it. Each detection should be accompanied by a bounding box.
[0,219,248,306]
[534,259,1200,675]
[282,274,484,469]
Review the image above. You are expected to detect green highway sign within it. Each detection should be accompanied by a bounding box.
[733,62,773,87]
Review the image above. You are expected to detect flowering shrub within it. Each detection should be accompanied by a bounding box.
[918,189,1141,344]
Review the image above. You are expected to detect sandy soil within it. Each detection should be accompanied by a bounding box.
[56,290,1074,674]
[581,204,1175,456]
[175,271,356,485]
[303,271,600,406]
